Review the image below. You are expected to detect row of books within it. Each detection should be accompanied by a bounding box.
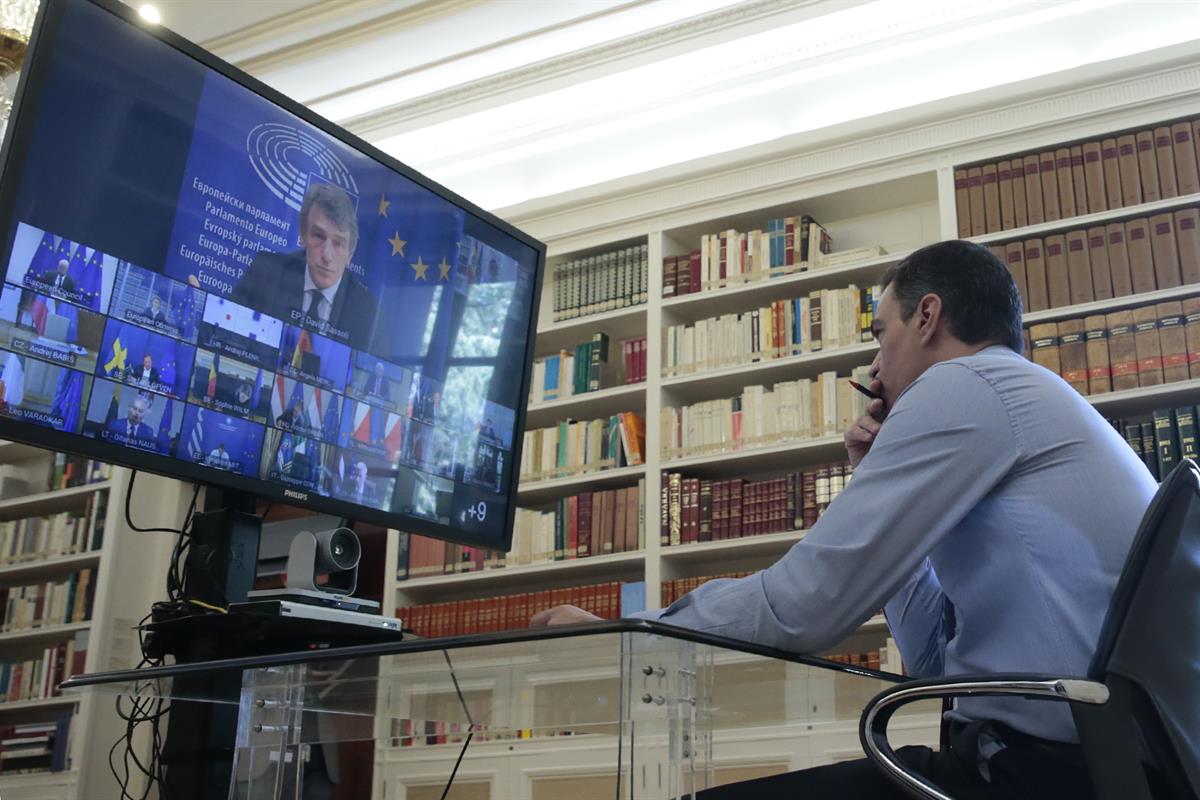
[1026,298,1199,395]
[399,481,649,579]
[0,631,88,704]
[986,208,1199,314]
[662,285,878,377]
[955,118,1200,236]
[511,482,646,566]
[398,533,500,580]
[0,717,71,774]
[1114,405,1199,482]
[520,412,646,482]
[661,463,852,546]
[661,367,870,459]
[529,333,648,405]
[0,497,106,564]
[529,333,611,402]
[49,453,111,492]
[550,244,648,323]
[397,581,645,639]
[662,217,843,297]
[826,645,902,675]
[0,569,95,633]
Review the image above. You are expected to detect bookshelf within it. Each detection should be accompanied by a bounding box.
[0,450,184,800]
[375,74,1200,800]
[387,99,1200,620]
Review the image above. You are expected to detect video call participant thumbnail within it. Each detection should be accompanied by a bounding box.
[6,224,118,314]
[393,465,455,525]
[260,428,333,494]
[346,353,410,414]
[177,404,265,477]
[0,351,92,434]
[276,324,352,393]
[331,450,394,510]
[189,349,271,424]
[97,320,196,400]
[83,379,181,455]
[406,372,443,425]
[338,399,404,462]
[231,183,377,349]
[109,260,205,343]
[198,295,284,370]
[0,285,105,373]
[269,377,340,443]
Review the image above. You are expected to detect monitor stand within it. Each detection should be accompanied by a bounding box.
[157,485,260,800]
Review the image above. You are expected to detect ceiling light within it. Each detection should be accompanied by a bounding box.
[138,4,160,25]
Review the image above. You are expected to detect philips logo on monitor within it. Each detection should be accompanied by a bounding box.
[245,123,359,214]
[284,488,309,502]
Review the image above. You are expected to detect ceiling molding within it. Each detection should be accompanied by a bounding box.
[201,0,450,67]
[337,0,826,137]
[498,57,1200,250]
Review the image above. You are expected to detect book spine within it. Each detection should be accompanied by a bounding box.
[1157,301,1189,383]
[1154,126,1178,199]
[1135,129,1161,203]
[1100,138,1123,210]
[1106,310,1139,391]
[1011,158,1029,228]
[1084,314,1111,395]
[1023,239,1049,312]
[1082,141,1107,214]
[1132,304,1164,387]
[1057,318,1088,395]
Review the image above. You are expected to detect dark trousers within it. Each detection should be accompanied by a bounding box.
[695,724,1098,800]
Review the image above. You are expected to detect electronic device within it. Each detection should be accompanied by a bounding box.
[0,0,545,554]
[229,599,401,632]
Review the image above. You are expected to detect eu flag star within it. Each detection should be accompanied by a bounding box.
[378,194,391,217]
[388,232,406,257]
[438,257,452,280]
[411,256,429,280]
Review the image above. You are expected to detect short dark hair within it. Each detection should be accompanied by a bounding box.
[881,240,1023,353]
[299,182,358,250]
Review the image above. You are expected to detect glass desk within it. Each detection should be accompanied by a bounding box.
[62,620,941,800]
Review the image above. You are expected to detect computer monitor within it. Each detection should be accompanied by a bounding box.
[0,0,545,552]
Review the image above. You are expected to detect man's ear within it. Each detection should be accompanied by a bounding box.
[916,293,943,345]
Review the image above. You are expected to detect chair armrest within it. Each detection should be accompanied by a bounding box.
[858,674,1107,800]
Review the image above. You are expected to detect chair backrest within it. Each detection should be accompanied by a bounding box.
[1088,458,1200,796]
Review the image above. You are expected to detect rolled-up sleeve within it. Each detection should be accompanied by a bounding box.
[631,362,1019,655]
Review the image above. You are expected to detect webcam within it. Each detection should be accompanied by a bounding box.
[285,527,361,596]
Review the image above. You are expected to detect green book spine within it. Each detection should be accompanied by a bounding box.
[1139,421,1159,479]
[1154,408,1180,479]
[1176,406,1198,462]
[589,332,610,392]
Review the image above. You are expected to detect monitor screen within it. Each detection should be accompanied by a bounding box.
[0,0,544,550]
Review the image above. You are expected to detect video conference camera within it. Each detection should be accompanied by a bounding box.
[285,527,360,596]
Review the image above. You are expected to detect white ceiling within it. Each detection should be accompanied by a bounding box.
[131,0,1200,216]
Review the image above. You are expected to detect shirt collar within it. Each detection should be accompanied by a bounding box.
[302,267,342,307]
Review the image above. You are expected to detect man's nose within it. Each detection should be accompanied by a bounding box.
[868,353,880,379]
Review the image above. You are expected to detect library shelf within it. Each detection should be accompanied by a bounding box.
[397,550,645,602]
[662,342,877,400]
[661,529,807,566]
[0,482,111,519]
[517,464,647,506]
[535,305,647,357]
[0,621,90,648]
[1022,283,1200,326]
[525,383,646,429]
[0,552,102,585]
[970,191,1200,247]
[663,435,847,478]
[1087,378,1200,418]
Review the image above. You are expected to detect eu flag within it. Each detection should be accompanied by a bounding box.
[24,231,57,283]
[49,370,83,433]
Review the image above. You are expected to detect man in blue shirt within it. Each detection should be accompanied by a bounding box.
[532,241,1156,799]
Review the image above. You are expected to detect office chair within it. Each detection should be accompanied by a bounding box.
[859,458,1200,800]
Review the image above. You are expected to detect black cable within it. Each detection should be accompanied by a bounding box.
[439,649,476,800]
[110,472,207,797]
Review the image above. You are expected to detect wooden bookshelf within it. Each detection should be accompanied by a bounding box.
[970,191,1200,247]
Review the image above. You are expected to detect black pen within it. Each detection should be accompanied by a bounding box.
[847,379,882,401]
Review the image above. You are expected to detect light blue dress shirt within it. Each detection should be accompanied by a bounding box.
[633,345,1157,743]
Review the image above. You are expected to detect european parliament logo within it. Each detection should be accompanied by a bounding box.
[245,123,359,214]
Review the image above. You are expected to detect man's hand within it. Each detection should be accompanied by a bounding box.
[844,379,886,468]
[529,604,602,627]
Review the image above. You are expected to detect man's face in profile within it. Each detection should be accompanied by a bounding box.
[302,204,352,290]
